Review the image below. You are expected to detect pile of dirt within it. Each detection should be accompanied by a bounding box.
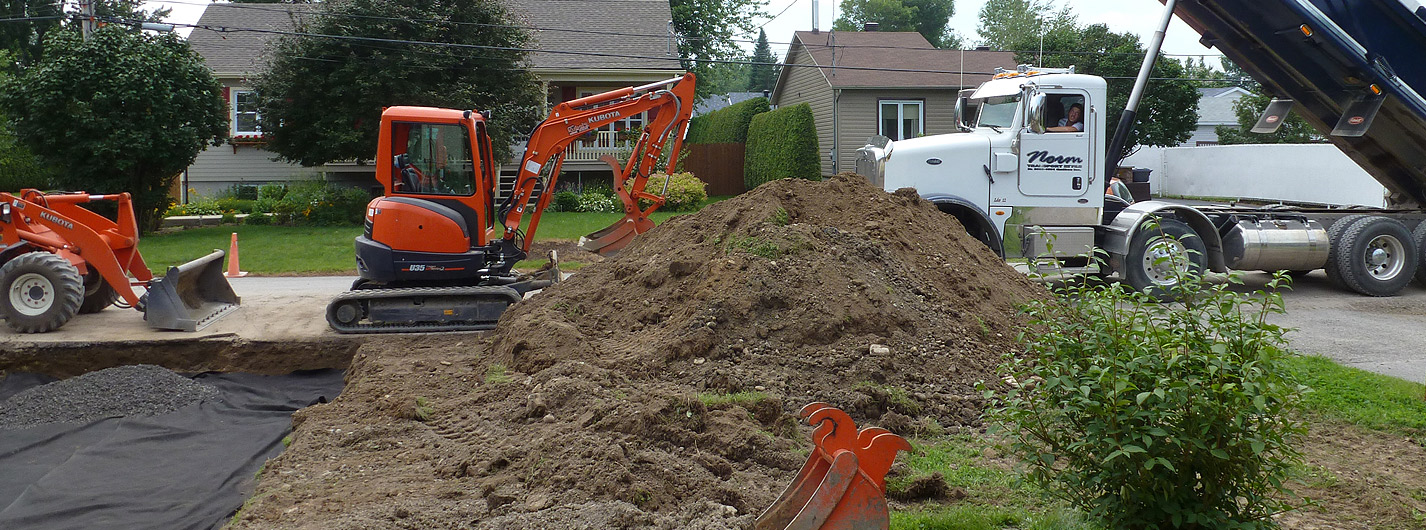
[231,175,1047,529]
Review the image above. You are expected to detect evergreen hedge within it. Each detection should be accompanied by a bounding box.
[744,103,820,188]
[685,97,770,144]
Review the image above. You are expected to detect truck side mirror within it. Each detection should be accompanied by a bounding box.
[1026,94,1047,134]
[954,97,971,131]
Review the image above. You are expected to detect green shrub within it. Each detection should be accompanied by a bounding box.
[271,180,371,226]
[253,197,279,213]
[220,212,238,225]
[0,110,54,191]
[986,265,1306,530]
[744,103,820,188]
[685,97,770,144]
[625,172,707,212]
[243,212,273,225]
[575,190,619,213]
[167,195,223,216]
[257,183,287,201]
[550,190,580,213]
[215,197,256,214]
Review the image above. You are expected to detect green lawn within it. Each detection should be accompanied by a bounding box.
[139,206,719,274]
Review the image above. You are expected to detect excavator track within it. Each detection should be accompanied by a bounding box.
[325,285,522,334]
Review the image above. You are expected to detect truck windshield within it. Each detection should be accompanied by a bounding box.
[976,95,1020,129]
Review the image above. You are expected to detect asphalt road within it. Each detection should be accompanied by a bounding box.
[1229,270,1426,384]
[2,271,1422,384]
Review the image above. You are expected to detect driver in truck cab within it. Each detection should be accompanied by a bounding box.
[1048,103,1084,132]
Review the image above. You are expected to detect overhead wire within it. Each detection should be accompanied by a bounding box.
[136,0,1228,59]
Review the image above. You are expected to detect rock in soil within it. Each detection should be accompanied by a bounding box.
[228,174,1047,529]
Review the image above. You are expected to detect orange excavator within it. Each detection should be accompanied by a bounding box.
[326,73,696,333]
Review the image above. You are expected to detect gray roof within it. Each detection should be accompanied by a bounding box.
[1196,87,1250,125]
[508,0,681,72]
[694,91,768,116]
[188,4,316,78]
[188,1,680,78]
[780,31,1016,90]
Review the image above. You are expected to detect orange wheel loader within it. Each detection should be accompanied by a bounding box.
[0,190,240,333]
[326,73,696,333]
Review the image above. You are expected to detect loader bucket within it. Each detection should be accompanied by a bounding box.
[577,214,656,256]
[143,250,241,332]
[755,404,910,530]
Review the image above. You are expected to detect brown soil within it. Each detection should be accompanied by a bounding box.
[0,337,361,378]
[227,175,1047,528]
[1277,420,1426,529]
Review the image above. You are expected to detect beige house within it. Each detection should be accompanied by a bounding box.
[771,31,1016,176]
[183,1,682,200]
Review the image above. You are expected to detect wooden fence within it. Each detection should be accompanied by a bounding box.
[683,143,746,196]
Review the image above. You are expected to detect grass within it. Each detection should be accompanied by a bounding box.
[138,207,709,275]
[1286,354,1426,434]
[887,435,1101,530]
[696,391,767,407]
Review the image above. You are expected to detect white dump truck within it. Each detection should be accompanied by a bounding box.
[856,0,1426,298]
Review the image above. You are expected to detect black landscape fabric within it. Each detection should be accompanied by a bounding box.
[0,369,345,530]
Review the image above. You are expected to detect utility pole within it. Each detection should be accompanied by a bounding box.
[79,0,96,40]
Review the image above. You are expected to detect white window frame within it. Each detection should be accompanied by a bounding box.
[878,99,925,141]
[232,89,262,135]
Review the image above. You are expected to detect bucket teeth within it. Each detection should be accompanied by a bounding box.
[755,404,909,530]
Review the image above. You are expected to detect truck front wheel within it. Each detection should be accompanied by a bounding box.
[1333,216,1416,297]
[1123,218,1206,301]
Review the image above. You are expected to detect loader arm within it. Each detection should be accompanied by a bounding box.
[499,73,697,253]
[0,191,150,306]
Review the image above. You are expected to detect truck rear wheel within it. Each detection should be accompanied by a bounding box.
[1,252,85,333]
[1412,220,1426,286]
[1334,216,1416,297]
[1325,214,1369,286]
[1123,218,1206,301]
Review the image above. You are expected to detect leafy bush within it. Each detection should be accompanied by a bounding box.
[550,190,580,212]
[167,195,223,216]
[215,198,256,214]
[257,183,287,201]
[685,97,770,144]
[575,189,619,213]
[986,261,1306,530]
[243,212,272,225]
[624,172,707,212]
[220,212,238,225]
[253,197,279,213]
[744,103,821,188]
[271,180,371,226]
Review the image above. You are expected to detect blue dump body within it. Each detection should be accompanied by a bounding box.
[1172,0,1426,206]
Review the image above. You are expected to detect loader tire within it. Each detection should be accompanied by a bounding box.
[1123,218,1206,302]
[1325,214,1369,287]
[78,271,119,314]
[1,252,84,333]
[1334,216,1415,297]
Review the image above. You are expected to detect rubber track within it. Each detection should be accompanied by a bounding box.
[325,285,521,334]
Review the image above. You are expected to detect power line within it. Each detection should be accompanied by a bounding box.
[758,0,802,31]
[144,0,1227,60]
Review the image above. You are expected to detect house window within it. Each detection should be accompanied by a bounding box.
[233,90,261,135]
[879,100,923,141]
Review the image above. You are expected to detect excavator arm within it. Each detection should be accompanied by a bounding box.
[499,73,697,255]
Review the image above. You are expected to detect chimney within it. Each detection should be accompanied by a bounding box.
[863,22,880,32]
[975,45,991,51]
[812,0,820,34]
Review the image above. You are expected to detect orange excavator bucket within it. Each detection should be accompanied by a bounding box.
[756,403,912,530]
[577,156,660,256]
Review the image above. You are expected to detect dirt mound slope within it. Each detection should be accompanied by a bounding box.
[230,175,1046,529]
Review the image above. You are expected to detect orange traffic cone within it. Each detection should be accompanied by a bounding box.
[225,232,248,278]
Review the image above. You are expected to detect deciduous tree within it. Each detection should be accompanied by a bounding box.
[976,0,1075,50]
[1216,91,1320,145]
[670,0,764,97]
[252,0,542,166]
[833,0,962,48]
[0,26,227,230]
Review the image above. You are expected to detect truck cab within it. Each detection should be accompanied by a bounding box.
[857,66,1108,271]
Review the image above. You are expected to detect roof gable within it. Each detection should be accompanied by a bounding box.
[777,31,1017,92]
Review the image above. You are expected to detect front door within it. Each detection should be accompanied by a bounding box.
[1018,91,1093,197]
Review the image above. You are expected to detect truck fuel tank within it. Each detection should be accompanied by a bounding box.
[1221,217,1329,272]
